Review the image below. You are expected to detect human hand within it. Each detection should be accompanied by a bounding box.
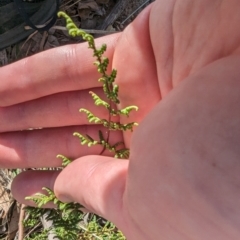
[1,0,240,239]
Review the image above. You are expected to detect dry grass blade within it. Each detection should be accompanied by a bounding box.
[0,49,8,66]
[0,169,19,239]
[0,169,13,217]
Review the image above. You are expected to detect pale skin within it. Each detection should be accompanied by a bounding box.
[1,0,240,239]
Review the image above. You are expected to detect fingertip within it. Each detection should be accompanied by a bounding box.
[11,155,129,227]
[54,155,128,225]
[11,170,59,206]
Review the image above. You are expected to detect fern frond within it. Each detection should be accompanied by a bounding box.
[114,149,130,159]
[93,44,107,57]
[102,120,138,131]
[112,141,125,148]
[89,91,110,109]
[73,132,98,147]
[98,76,107,83]
[98,130,105,142]
[104,84,120,104]
[109,69,117,83]
[25,187,56,208]
[79,108,102,123]
[118,105,138,116]
[57,154,73,167]
[58,11,95,48]
[112,84,119,97]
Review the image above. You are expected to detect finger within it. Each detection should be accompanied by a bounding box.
[0,88,117,132]
[54,156,128,227]
[11,170,59,208]
[0,125,123,168]
[12,156,129,228]
[0,33,120,107]
[112,6,161,146]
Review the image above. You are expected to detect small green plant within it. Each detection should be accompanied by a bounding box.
[23,12,138,239]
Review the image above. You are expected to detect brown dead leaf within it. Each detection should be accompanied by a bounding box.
[0,169,13,238]
[44,35,60,50]
[0,49,8,66]
[78,8,93,20]
[0,170,12,220]
[7,202,19,240]
[96,0,109,4]
[78,0,105,20]
[0,185,10,220]
[81,17,98,29]
[78,0,100,11]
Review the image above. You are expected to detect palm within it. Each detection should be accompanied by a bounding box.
[0,6,161,169]
[2,0,240,167]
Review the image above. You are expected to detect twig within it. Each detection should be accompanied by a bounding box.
[24,25,118,34]
[121,0,151,24]
[97,0,130,30]
[78,223,103,240]
[64,0,82,11]
[40,31,48,51]
[23,222,41,239]
[20,31,38,52]
[18,204,25,240]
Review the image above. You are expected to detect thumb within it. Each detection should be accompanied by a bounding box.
[54,155,128,226]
